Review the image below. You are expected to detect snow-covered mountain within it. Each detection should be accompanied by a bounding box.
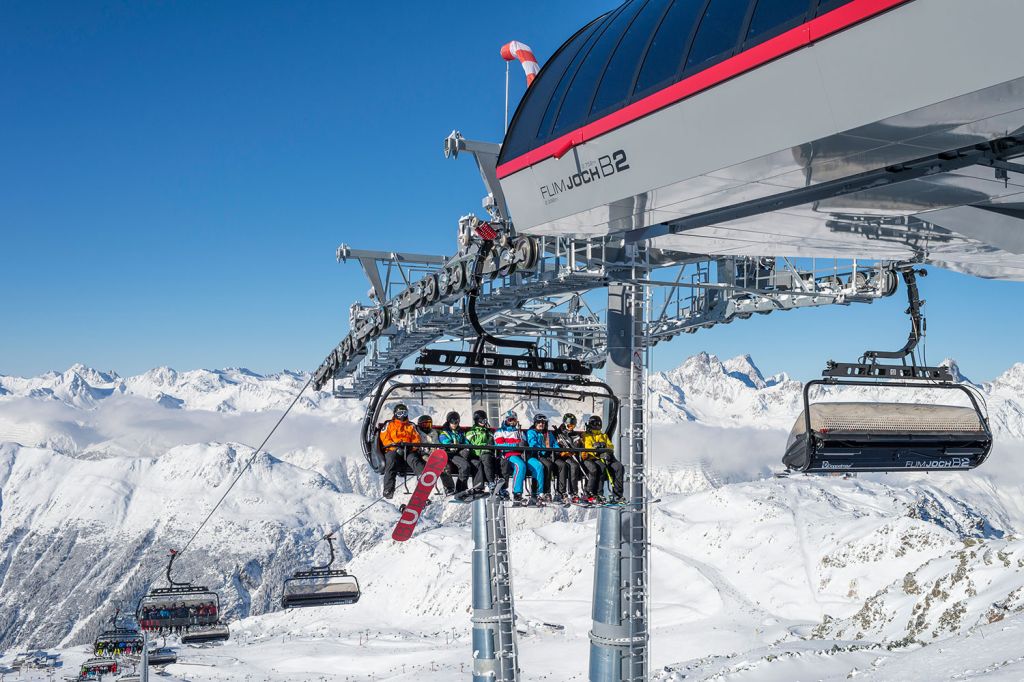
[2,354,1024,680]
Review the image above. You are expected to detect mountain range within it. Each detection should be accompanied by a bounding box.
[2,354,1024,680]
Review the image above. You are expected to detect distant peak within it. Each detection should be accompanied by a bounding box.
[721,355,764,389]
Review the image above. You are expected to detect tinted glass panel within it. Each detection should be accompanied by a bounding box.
[817,0,855,14]
[500,18,604,160]
[684,0,752,72]
[746,0,809,43]
[552,0,646,136]
[633,0,705,96]
[536,9,622,143]
[590,0,672,116]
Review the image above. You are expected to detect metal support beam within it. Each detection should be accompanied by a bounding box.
[590,278,649,681]
[141,630,149,682]
[471,496,520,681]
[623,137,1024,243]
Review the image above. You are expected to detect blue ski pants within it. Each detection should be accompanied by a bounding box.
[506,454,544,495]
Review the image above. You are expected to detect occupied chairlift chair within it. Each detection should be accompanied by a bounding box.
[783,267,992,474]
[136,549,230,644]
[93,609,144,656]
[360,224,619,485]
[78,657,118,680]
[282,532,361,608]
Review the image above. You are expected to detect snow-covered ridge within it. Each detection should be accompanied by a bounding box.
[3,354,1024,435]
[3,353,1024,664]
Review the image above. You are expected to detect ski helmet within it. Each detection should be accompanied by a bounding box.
[533,413,548,429]
[472,409,488,425]
[586,415,603,431]
[394,403,409,420]
[504,409,518,427]
[562,412,577,427]
[446,410,461,425]
[417,414,434,429]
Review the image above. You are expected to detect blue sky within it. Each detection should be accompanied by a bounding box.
[1,1,1021,382]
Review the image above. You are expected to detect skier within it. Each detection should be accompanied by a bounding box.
[409,414,456,495]
[465,409,502,491]
[494,410,543,505]
[554,413,584,502]
[379,403,419,499]
[437,411,479,494]
[524,414,557,502]
[583,415,624,503]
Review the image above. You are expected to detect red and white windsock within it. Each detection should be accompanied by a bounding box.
[500,41,539,87]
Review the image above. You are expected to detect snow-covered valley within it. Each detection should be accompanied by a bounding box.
[2,354,1024,680]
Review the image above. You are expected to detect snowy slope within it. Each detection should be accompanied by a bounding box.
[3,354,1024,680]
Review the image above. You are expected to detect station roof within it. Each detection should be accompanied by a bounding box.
[499,0,858,166]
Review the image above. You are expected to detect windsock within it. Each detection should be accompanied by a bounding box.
[501,41,539,87]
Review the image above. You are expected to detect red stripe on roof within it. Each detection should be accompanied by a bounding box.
[496,0,913,180]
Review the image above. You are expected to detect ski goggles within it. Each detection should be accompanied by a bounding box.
[395,409,409,419]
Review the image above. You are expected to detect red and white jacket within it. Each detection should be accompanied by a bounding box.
[494,425,525,459]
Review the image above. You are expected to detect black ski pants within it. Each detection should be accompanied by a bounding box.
[604,458,625,498]
[553,457,582,496]
[382,446,407,496]
[581,458,606,496]
[470,452,499,486]
[446,451,477,492]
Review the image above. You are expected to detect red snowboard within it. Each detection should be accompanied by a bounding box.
[392,448,448,542]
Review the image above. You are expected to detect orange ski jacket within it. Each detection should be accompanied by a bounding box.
[380,418,420,451]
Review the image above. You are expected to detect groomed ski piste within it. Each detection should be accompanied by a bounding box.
[3,358,1024,680]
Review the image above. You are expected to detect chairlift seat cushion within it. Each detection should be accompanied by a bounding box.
[790,402,986,438]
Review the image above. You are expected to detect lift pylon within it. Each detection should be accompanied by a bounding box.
[471,495,520,681]
[589,268,651,681]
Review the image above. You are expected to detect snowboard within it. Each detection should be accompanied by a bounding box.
[392,449,448,542]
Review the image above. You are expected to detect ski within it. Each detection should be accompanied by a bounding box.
[391,449,448,542]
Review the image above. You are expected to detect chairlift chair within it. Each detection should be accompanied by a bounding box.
[136,550,225,636]
[179,623,230,645]
[93,609,144,657]
[282,533,361,608]
[146,646,177,666]
[79,657,118,680]
[360,228,619,478]
[784,268,993,474]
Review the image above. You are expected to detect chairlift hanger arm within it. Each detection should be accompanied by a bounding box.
[467,238,536,356]
[862,267,927,362]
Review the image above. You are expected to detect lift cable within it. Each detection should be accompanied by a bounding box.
[177,372,314,558]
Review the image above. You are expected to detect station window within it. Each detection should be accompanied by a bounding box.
[501,17,605,161]
[589,0,672,117]
[685,0,754,73]
[745,0,811,45]
[552,0,646,137]
[535,10,621,145]
[816,0,856,15]
[633,0,706,97]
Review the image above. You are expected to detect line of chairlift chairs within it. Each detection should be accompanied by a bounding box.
[89,259,991,677]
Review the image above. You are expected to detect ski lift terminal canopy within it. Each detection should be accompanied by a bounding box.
[497,0,1024,281]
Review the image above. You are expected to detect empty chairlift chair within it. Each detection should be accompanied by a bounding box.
[783,267,993,474]
[136,549,230,644]
[282,532,361,609]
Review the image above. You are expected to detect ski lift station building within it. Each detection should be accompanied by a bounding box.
[497,0,1024,281]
